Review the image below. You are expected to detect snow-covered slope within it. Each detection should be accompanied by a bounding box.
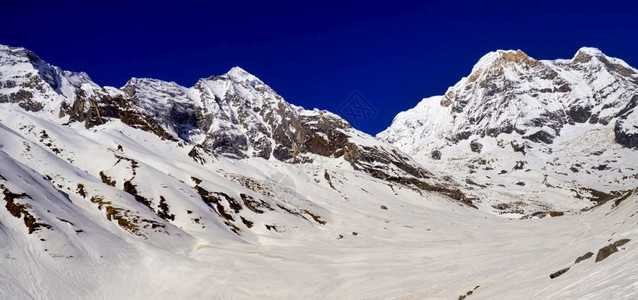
[379,47,638,214]
[2,44,638,298]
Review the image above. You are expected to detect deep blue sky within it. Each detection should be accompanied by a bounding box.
[2,0,637,134]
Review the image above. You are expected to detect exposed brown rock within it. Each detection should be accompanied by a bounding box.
[613,238,631,248]
[3,188,51,234]
[596,244,618,262]
[549,267,570,279]
[575,252,594,264]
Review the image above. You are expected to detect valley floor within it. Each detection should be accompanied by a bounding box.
[4,188,637,299]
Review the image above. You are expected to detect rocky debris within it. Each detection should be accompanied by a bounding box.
[156,196,175,221]
[302,209,326,225]
[470,140,482,153]
[583,189,629,207]
[523,130,554,144]
[431,149,442,160]
[188,146,208,164]
[595,244,618,262]
[567,106,593,123]
[324,171,337,190]
[264,224,282,232]
[89,195,166,237]
[240,216,254,228]
[99,171,116,187]
[594,238,630,263]
[510,141,526,154]
[123,180,152,208]
[3,188,52,234]
[549,267,570,279]
[239,194,272,214]
[615,119,638,149]
[76,184,87,198]
[458,286,479,300]
[196,186,237,222]
[613,238,631,248]
[575,252,594,264]
[493,202,525,215]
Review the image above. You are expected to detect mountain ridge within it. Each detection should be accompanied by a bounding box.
[0,43,474,211]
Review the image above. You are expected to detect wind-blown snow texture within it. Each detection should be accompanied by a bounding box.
[1,44,638,299]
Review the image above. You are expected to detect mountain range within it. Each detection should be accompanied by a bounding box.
[1,44,637,299]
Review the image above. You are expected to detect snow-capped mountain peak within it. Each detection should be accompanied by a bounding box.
[571,46,637,72]
[0,45,95,111]
[224,66,263,84]
[470,49,536,73]
[379,47,638,214]
[575,46,605,58]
